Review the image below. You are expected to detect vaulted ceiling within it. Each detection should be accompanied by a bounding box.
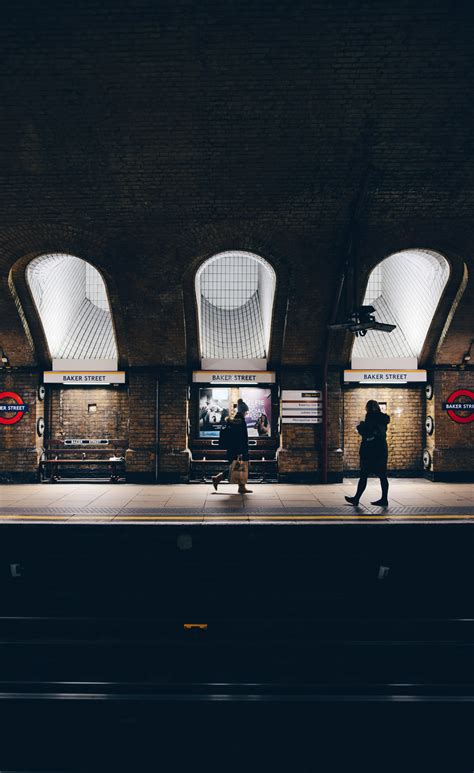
[1,1,473,369]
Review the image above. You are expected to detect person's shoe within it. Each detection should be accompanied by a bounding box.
[212,473,224,491]
[371,499,389,506]
[344,495,359,506]
[238,486,253,494]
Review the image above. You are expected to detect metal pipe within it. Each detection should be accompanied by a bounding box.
[322,264,348,484]
[155,380,159,482]
[321,167,371,482]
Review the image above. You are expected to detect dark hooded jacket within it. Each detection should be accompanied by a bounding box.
[357,412,390,472]
[222,412,249,462]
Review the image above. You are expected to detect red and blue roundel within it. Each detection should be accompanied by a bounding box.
[443,389,474,424]
[0,391,29,425]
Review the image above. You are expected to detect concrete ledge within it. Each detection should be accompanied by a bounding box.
[426,471,474,483]
[345,470,425,478]
[0,472,39,484]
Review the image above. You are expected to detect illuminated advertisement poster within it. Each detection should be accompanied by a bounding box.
[199,387,272,438]
[199,388,230,437]
[240,388,272,438]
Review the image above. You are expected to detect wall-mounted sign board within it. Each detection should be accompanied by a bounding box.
[282,416,323,424]
[0,391,29,425]
[283,402,323,410]
[281,390,323,423]
[443,389,474,424]
[64,438,110,445]
[281,390,322,400]
[344,370,427,384]
[193,371,276,384]
[44,372,126,385]
[282,408,323,416]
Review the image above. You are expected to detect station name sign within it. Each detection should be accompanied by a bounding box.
[192,371,276,384]
[44,371,126,385]
[64,438,110,446]
[344,370,427,384]
[0,391,29,425]
[443,389,474,424]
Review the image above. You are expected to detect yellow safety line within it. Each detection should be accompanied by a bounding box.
[245,514,474,520]
[0,512,472,522]
[0,513,202,520]
[113,516,242,520]
[0,514,71,519]
[380,514,474,519]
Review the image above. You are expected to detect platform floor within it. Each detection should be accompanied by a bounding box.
[0,478,472,523]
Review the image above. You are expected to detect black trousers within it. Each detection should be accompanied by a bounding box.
[355,467,389,501]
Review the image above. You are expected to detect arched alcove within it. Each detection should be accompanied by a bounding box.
[195,250,276,369]
[26,253,118,370]
[352,249,450,368]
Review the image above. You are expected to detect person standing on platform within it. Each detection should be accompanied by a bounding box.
[345,399,390,507]
[212,398,253,494]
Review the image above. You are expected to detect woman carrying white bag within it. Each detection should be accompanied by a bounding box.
[212,399,252,495]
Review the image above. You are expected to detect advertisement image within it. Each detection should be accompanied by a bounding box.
[199,388,230,437]
[240,388,272,438]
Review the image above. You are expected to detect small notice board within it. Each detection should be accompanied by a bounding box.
[281,390,323,424]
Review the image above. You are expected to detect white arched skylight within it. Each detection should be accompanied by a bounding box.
[195,251,276,369]
[352,249,450,368]
[27,253,118,370]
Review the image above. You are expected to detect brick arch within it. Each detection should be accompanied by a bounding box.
[181,234,290,370]
[359,247,468,369]
[331,232,469,370]
[352,248,450,367]
[195,250,276,365]
[26,253,118,365]
[6,228,128,370]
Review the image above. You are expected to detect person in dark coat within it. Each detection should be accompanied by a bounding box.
[345,399,390,506]
[212,399,252,494]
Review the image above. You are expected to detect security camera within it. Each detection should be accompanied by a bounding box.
[328,306,396,336]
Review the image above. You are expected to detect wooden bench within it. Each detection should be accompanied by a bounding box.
[189,445,277,482]
[40,442,127,483]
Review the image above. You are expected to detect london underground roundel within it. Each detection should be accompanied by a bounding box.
[443,389,474,424]
[0,392,29,425]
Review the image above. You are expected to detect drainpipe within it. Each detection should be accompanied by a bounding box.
[322,263,348,484]
[155,380,160,482]
[322,166,371,482]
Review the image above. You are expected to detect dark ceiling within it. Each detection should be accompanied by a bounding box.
[1,0,473,368]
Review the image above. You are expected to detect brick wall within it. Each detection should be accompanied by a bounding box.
[49,386,129,443]
[327,372,344,481]
[425,370,474,481]
[278,368,320,481]
[126,373,157,482]
[0,371,43,481]
[157,369,190,482]
[0,3,473,482]
[343,386,424,475]
[3,369,469,483]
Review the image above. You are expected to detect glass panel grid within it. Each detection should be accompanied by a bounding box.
[198,251,274,360]
[353,249,450,360]
[27,253,117,361]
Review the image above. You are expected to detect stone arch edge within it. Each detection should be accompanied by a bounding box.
[181,234,291,371]
[5,228,129,371]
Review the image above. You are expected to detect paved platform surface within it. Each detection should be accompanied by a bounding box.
[0,479,472,523]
